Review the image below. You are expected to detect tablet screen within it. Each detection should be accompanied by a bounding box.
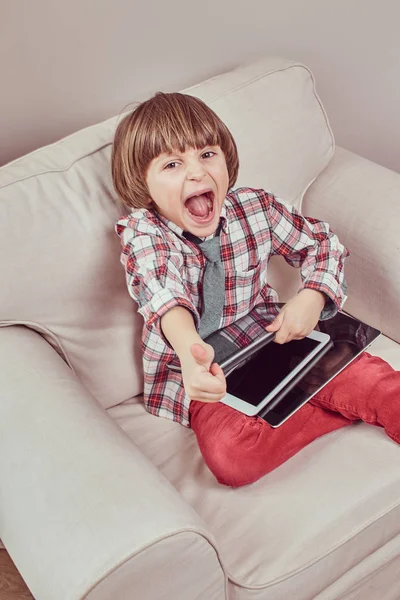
[225,336,321,407]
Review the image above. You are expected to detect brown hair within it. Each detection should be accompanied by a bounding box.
[111,92,239,209]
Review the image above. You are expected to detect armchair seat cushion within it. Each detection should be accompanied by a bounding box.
[107,334,400,600]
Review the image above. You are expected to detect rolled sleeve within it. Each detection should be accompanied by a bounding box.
[139,287,200,331]
[122,231,200,333]
[266,194,349,319]
[302,272,348,320]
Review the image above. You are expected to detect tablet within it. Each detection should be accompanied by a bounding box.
[257,312,381,427]
[167,311,276,375]
[205,328,276,376]
[220,329,331,416]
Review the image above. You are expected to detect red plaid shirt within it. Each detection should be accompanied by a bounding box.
[116,188,349,426]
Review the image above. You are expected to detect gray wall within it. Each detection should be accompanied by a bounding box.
[1,0,400,172]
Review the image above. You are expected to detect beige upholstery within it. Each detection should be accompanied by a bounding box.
[108,333,400,600]
[0,326,225,600]
[0,56,333,410]
[303,146,400,343]
[0,56,399,599]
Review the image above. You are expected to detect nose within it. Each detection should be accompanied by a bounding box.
[186,157,206,181]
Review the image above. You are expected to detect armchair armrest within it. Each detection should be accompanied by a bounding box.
[303,146,400,343]
[0,326,225,600]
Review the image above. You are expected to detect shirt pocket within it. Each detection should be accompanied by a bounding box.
[224,254,268,321]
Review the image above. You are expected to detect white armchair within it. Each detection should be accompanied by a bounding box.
[1,56,399,599]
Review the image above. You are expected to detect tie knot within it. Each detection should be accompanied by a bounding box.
[200,236,221,263]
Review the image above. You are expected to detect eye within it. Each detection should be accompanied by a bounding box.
[201,150,216,159]
[164,161,179,170]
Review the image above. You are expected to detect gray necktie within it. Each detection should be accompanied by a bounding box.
[184,225,225,339]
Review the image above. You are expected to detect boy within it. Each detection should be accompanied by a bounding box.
[112,92,400,487]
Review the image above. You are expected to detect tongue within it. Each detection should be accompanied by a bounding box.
[185,194,209,217]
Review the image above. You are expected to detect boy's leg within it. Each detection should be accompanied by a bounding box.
[310,352,400,444]
[189,400,351,487]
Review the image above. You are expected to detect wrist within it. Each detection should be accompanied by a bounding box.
[299,288,326,309]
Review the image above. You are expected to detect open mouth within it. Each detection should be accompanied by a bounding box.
[184,191,215,223]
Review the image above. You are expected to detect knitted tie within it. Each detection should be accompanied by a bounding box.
[184,225,225,339]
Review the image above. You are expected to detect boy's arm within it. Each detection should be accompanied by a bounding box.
[265,193,349,320]
[118,225,225,401]
[160,305,203,359]
[161,306,226,403]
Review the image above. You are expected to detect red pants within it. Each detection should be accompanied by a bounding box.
[189,353,400,487]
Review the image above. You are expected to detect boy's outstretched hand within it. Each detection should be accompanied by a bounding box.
[266,289,326,344]
[180,342,227,403]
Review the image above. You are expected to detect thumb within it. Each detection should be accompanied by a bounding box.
[266,311,284,332]
[190,343,213,369]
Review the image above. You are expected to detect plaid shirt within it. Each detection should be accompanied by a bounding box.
[116,187,349,427]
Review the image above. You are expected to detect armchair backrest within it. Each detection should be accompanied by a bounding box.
[0,56,334,407]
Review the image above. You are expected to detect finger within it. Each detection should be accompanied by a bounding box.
[275,323,309,344]
[190,373,226,396]
[190,343,212,368]
[190,342,207,362]
[198,375,226,395]
[190,392,224,403]
[210,362,226,384]
[273,328,292,344]
[291,330,311,340]
[187,376,226,398]
[266,312,284,332]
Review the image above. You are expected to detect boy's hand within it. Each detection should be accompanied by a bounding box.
[180,342,227,403]
[266,289,326,344]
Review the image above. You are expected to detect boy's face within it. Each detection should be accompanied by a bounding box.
[145,145,229,237]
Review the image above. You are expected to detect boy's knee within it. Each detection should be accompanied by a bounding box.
[207,440,270,487]
[191,402,272,487]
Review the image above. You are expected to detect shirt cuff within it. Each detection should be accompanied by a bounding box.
[301,273,348,321]
[139,289,200,345]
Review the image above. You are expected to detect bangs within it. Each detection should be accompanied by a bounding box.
[148,119,220,157]
[135,93,228,167]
